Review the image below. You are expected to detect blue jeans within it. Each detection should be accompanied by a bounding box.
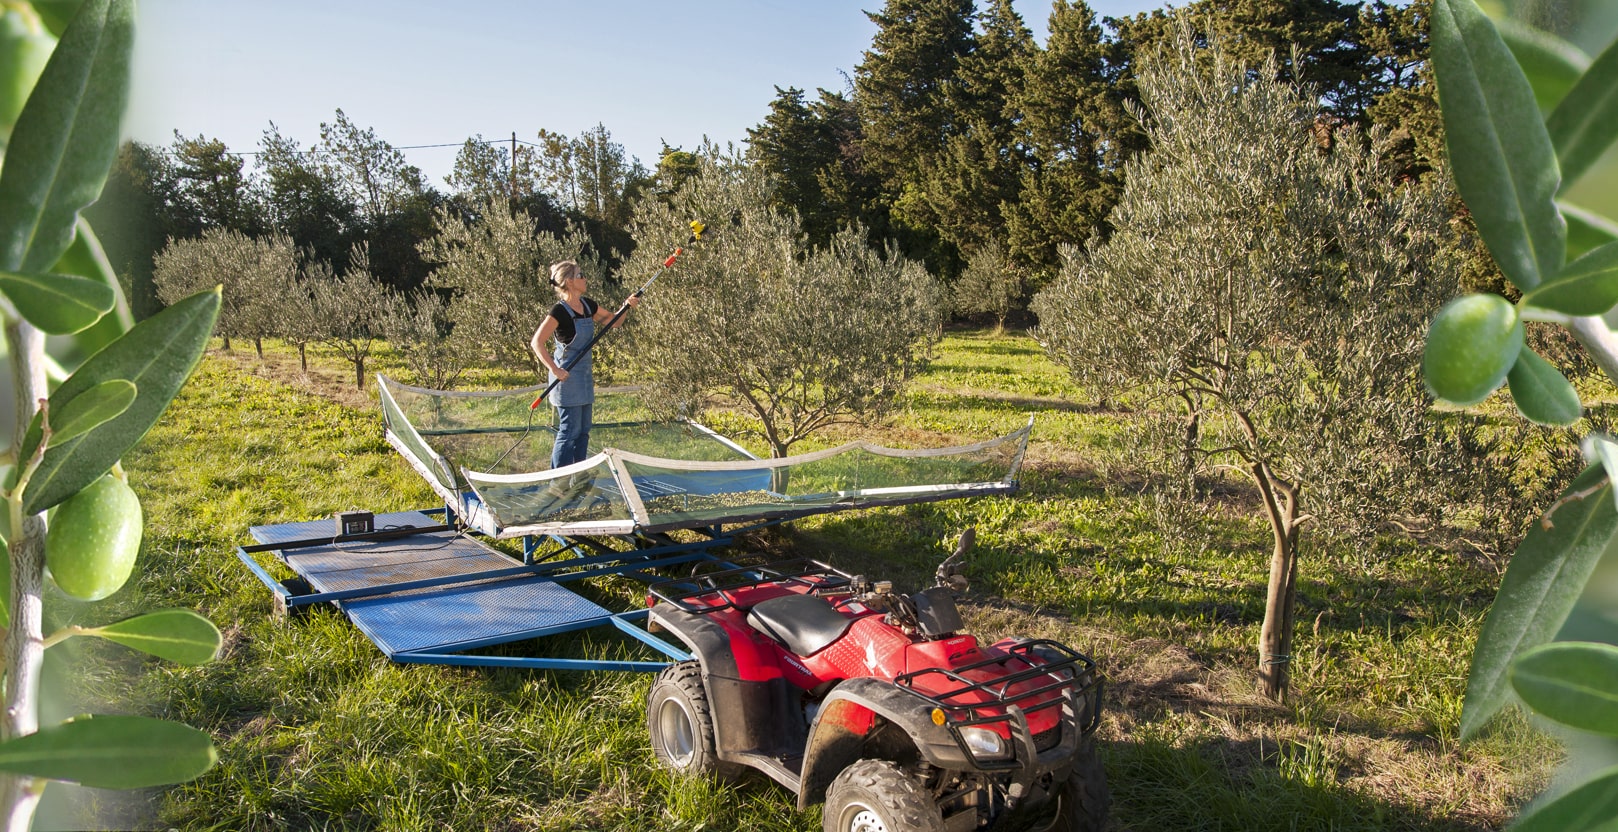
[551,403,593,469]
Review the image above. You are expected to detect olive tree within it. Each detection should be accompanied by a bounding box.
[270,252,321,373]
[952,240,1025,331]
[308,243,388,389]
[152,228,295,356]
[625,154,942,459]
[1032,29,1480,701]
[419,198,605,373]
[381,289,477,390]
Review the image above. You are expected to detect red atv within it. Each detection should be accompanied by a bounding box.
[645,531,1109,831]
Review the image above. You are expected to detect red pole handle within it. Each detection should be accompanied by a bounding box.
[663,247,683,268]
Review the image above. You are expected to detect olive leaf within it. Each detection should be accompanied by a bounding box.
[51,217,133,357]
[1460,462,1618,740]
[28,1,87,38]
[0,270,115,334]
[23,287,220,515]
[47,379,134,444]
[0,0,131,275]
[1510,765,1618,832]
[1510,642,1618,736]
[1522,240,1618,316]
[1431,0,1566,291]
[1495,17,1589,114]
[1507,348,1583,426]
[1547,31,1618,191]
[1566,201,1618,261]
[80,609,221,665]
[0,715,215,789]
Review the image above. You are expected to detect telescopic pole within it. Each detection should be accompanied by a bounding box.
[529,227,701,410]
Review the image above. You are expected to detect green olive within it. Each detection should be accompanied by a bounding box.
[1423,293,1524,406]
[46,474,143,601]
[0,5,55,145]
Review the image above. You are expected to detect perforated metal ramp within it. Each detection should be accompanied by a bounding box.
[242,512,681,668]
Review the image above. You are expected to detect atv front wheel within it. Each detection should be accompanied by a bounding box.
[646,660,741,780]
[1045,737,1110,832]
[823,759,945,832]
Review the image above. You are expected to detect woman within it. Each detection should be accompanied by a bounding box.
[530,259,639,470]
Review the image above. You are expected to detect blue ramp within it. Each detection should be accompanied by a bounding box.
[240,511,689,670]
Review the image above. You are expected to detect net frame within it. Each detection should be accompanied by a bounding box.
[378,375,1032,538]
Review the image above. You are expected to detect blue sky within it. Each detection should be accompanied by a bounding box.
[125,0,1168,187]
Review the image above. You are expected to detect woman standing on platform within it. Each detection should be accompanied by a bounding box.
[530,259,639,470]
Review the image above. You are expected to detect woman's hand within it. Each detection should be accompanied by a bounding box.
[553,367,570,382]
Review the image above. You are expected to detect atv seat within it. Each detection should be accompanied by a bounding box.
[746,593,854,657]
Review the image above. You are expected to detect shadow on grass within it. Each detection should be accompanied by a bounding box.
[1103,732,1490,832]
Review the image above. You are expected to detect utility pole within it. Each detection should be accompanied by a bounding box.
[510,131,517,205]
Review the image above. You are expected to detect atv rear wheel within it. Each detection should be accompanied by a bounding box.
[1044,737,1110,832]
[823,759,945,832]
[647,660,741,780]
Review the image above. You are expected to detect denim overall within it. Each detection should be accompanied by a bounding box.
[549,303,595,469]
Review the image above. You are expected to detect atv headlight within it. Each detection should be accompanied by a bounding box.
[960,727,1010,760]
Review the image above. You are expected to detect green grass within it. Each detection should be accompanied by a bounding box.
[53,329,1553,831]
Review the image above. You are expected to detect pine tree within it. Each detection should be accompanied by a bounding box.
[747,86,846,245]
[1110,0,1377,121]
[854,0,976,267]
[916,0,1036,260]
[1006,0,1143,272]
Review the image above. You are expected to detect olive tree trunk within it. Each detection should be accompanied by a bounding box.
[1251,459,1304,701]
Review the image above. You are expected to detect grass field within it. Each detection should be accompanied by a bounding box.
[46,329,1553,830]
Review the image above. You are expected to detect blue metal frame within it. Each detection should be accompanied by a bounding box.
[237,507,755,673]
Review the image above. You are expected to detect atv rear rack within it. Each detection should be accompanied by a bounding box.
[897,639,1103,770]
[648,558,855,614]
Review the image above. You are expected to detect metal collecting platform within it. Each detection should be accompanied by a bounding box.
[237,509,700,672]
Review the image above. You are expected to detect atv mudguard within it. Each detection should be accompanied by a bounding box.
[648,604,809,762]
[797,676,975,808]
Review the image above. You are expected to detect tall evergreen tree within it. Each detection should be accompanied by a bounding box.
[169,132,264,237]
[256,122,359,272]
[807,91,889,246]
[854,0,976,266]
[316,108,417,220]
[1110,0,1376,121]
[747,86,848,245]
[917,0,1036,259]
[1361,0,1443,180]
[1007,0,1143,271]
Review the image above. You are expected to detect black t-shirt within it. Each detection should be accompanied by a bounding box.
[547,297,599,345]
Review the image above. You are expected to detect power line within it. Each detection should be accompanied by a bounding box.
[151,135,545,159]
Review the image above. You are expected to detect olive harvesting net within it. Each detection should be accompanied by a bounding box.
[379,376,1031,538]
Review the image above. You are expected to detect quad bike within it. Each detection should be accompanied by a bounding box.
[644,530,1110,832]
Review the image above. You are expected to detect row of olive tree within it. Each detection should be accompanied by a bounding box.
[150,229,478,390]
[1033,24,1544,701]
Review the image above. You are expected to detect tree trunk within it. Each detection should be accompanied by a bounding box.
[354,356,365,389]
[2,318,49,829]
[1178,391,1200,491]
[1251,460,1302,702]
[298,343,308,372]
[254,337,264,359]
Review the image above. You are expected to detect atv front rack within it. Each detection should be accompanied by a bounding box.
[648,558,855,614]
[897,639,1103,770]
